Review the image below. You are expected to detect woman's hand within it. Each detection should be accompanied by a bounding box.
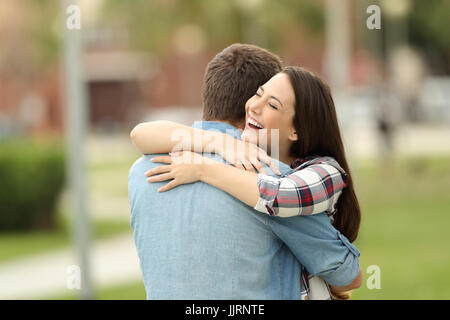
[145,151,215,192]
[218,135,280,175]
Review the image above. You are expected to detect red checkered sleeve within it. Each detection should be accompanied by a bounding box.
[254,157,348,217]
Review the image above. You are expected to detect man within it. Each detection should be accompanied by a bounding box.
[128,43,361,299]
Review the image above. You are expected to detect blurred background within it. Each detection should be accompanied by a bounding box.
[0,0,449,300]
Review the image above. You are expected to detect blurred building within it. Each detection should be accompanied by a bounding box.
[0,0,449,138]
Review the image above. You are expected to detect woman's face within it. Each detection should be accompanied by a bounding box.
[241,73,297,155]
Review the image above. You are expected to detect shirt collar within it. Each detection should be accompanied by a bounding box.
[192,121,242,140]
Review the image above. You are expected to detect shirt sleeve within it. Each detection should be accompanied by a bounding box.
[254,162,348,217]
[267,214,361,287]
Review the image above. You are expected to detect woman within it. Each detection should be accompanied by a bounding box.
[130,66,362,299]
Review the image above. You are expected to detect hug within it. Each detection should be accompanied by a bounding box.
[128,43,362,300]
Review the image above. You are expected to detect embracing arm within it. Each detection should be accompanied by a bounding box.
[329,267,362,299]
[268,214,361,289]
[147,155,260,206]
[148,153,346,219]
[130,120,222,155]
[199,163,260,207]
[131,121,276,173]
[255,161,347,217]
[201,161,348,217]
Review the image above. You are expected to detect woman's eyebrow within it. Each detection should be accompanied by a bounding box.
[259,86,284,107]
[270,95,284,107]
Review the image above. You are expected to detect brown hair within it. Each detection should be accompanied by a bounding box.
[202,43,282,126]
[282,66,361,243]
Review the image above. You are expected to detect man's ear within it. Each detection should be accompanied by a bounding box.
[288,131,298,142]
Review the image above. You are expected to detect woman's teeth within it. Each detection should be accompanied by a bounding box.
[248,118,264,129]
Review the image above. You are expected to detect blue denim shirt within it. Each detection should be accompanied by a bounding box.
[128,121,360,299]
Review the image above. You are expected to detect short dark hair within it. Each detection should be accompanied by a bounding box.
[202,43,283,125]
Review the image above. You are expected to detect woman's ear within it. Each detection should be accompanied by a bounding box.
[288,131,298,142]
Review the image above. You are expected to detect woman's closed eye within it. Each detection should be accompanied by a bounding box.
[268,103,279,110]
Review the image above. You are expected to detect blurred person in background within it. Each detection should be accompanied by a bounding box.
[129,44,361,299]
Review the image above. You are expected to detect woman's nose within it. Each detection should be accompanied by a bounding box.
[249,98,263,114]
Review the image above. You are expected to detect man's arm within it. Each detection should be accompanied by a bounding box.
[332,267,362,291]
[267,213,361,287]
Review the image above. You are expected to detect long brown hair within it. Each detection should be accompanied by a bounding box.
[282,66,361,243]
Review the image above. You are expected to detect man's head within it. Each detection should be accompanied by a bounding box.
[201,43,283,129]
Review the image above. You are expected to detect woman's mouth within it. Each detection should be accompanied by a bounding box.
[247,117,264,130]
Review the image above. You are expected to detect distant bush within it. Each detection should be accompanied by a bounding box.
[0,140,65,231]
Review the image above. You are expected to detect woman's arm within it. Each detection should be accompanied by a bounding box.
[130,120,219,155]
[147,153,347,218]
[146,152,260,207]
[199,162,260,207]
[130,121,277,173]
[255,162,348,217]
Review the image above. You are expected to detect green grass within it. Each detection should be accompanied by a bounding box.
[48,281,146,300]
[351,156,450,299]
[0,218,132,263]
[89,160,133,197]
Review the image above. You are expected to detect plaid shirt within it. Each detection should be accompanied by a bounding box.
[254,156,348,218]
[255,156,348,300]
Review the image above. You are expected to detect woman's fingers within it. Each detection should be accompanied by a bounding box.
[268,160,281,175]
[253,148,280,175]
[242,160,255,172]
[151,156,173,164]
[233,161,246,171]
[257,150,280,175]
[158,180,179,192]
[147,172,173,183]
[250,159,266,174]
[145,165,172,177]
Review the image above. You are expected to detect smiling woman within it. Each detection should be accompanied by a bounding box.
[241,73,298,163]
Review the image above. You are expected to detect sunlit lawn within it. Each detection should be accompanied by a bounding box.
[352,156,450,299]
[48,281,146,300]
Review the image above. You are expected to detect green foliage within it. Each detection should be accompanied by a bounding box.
[408,0,450,72]
[0,140,65,231]
[409,0,450,51]
[102,0,325,55]
[48,281,146,300]
[26,0,61,71]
